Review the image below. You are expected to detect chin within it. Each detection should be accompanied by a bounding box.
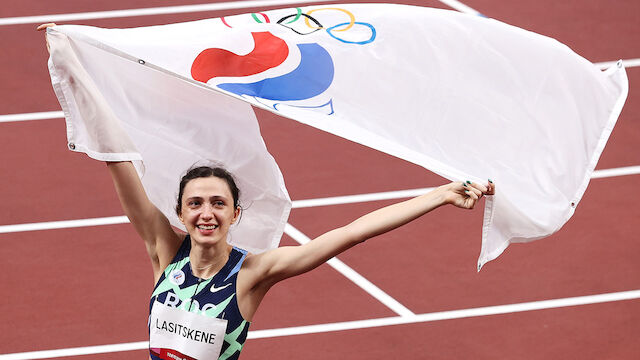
[190,233,225,247]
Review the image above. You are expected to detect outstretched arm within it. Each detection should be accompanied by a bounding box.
[248,180,494,288]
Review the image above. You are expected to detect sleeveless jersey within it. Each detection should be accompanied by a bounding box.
[149,236,250,360]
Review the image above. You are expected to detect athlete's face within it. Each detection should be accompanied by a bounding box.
[178,177,240,246]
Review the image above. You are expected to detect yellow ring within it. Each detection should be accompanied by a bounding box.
[305,8,355,32]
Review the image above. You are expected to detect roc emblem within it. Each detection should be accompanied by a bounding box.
[169,269,186,286]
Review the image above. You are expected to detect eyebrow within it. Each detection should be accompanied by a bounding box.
[185,195,230,201]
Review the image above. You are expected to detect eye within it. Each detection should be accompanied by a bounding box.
[187,200,201,207]
[214,200,225,208]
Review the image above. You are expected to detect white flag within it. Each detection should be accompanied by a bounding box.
[46,4,628,267]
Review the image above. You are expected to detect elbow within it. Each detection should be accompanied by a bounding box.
[341,223,369,245]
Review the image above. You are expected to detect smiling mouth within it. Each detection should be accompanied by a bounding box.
[197,224,219,230]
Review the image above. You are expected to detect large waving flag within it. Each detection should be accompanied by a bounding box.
[46,4,628,268]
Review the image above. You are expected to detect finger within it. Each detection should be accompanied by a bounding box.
[470,186,483,198]
[460,181,470,193]
[463,181,487,200]
[36,23,56,31]
[486,179,495,195]
[460,181,477,199]
[464,188,479,201]
[467,181,488,193]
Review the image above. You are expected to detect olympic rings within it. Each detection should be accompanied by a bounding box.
[227,7,377,46]
[326,22,376,45]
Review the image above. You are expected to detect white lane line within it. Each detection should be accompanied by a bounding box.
[0,342,148,360]
[284,223,415,317]
[0,111,63,123]
[591,165,640,178]
[0,165,638,235]
[292,187,435,208]
[292,164,640,208]
[596,58,640,69]
[0,216,129,234]
[0,0,336,26]
[438,0,483,16]
[2,289,638,359]
[254,289,640,338]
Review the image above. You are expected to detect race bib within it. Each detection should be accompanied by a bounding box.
[150,301,228,360]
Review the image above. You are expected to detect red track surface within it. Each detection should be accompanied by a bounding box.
[1,1,639,359]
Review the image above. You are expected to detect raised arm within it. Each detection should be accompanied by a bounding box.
[38,23,181,278]
[107,162,182,277]
[247,180,493,289]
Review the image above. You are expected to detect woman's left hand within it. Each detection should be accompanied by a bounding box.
[36,23,57,53]
[441,180,495,209]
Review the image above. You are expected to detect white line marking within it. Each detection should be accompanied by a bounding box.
[0,216,129,234]
[0,165,638,235]
[596,58,640,69]
[284,223,415,317]
[591,165,640,178]
[252,289,640,338]
[0,111,63,123]
[0,341,148,360]
[0,0,337,26]
[292,187,435,208]
[2,289,638,359]
[437,0,483,15]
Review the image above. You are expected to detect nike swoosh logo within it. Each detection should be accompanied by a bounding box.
[210,283,232,293]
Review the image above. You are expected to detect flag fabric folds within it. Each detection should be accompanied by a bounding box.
[46,4,628,267]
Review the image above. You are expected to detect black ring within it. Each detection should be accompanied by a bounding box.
[277,13,323,35]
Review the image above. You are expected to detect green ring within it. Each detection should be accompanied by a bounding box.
[251,13,262,23]
[286,8,302,24]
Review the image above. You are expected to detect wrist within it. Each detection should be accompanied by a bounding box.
[433,184,452,206]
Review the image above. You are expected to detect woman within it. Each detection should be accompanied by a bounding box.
[38,23,494,360]
[121,162,492,360]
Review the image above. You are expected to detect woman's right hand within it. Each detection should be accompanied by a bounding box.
[36,23,57,52]
[441,180,494,210]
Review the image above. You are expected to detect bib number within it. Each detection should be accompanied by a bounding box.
[150,301,228,360]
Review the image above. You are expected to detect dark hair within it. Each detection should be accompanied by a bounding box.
[175,166,241,216]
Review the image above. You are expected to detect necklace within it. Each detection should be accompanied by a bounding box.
[192,262,215,271]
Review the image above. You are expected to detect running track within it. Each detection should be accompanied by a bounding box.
[0,0,639,359]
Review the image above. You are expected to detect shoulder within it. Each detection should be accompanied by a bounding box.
[236,249,274,287]
[238,248,273,271]
[153,233,189,282]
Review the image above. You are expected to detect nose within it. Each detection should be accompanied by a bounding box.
[201,203,214,220]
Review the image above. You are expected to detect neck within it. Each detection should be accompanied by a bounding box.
[189,238,231,279]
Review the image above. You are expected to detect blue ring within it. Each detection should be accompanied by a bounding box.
[326,22,376,45]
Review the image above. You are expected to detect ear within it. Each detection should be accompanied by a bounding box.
[231,206,241,224]
[178,211,185,225]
